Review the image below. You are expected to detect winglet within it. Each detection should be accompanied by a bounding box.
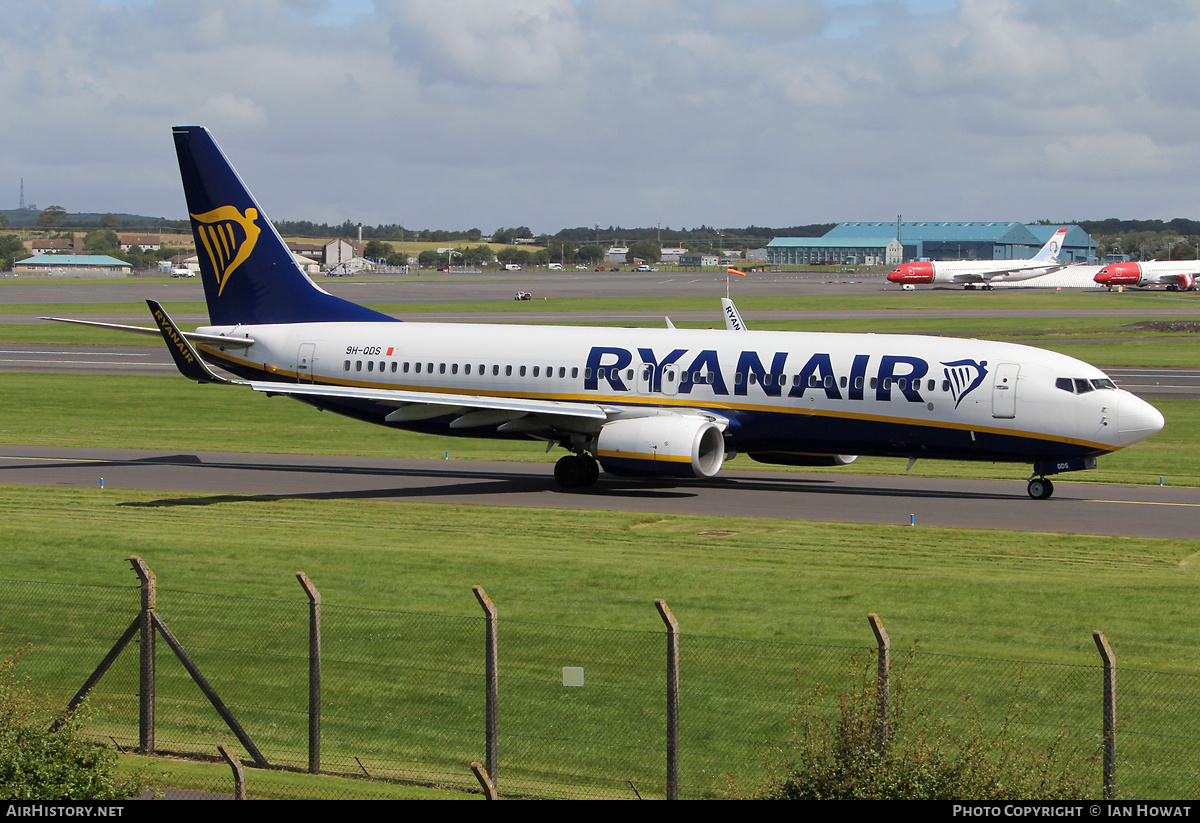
[721,298,748,331]
[147,299,237,384]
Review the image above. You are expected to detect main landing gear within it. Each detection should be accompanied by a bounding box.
[554,453,600,488]
[1027,476,1054,500]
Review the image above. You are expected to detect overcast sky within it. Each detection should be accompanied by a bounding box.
[3,0,1198,235]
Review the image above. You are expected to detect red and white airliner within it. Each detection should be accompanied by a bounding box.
[1094,260,1199,291]
[888,228,1068,290]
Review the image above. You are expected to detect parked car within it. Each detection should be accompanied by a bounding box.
[514,291,532,301]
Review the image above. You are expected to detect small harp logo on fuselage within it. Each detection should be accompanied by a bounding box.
[191,206,262,296]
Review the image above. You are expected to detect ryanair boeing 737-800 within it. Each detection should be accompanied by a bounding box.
[47,128,1164,499]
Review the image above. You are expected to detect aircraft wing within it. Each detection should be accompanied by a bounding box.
[145,299,612,426]
[41,315,255,349]
[968,264,1066,282]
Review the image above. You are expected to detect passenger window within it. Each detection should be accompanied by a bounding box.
[493,365,499,376]
[533,366,539,377]
[367,361,374,372]
[391,362,398,373]
[809,374,819,387]
[749,373,757,385]
[927,379,935,391]
[559,367,566,378]
[356,361,362,371]
[734,372,744,385]
[869,377,876,389]
[465,364,472,375]
[582,368,589,380]
[379,361,385,372]
[855,377,864,390]
[415,362,422,373]
[343,360,351,371]
[942,379,950,392]
[452,363,459,374]
[439,363,446,374]
[897,378,906,390]
[840,376,848,388]
[506,365,513,376]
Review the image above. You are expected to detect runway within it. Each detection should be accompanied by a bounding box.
[1,446,1196,540]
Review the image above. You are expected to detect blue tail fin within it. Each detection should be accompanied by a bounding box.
[173,126,398,326]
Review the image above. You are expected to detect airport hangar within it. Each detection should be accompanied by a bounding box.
[766,222,1097,266]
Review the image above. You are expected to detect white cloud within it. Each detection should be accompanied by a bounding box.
[2,0,1200,229]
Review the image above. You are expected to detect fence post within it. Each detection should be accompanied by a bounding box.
[296,572,322,774]
[655,599,679,801]
[868,613,890,751]
[128,556,155,754]
[1093,630,1116,799]
[473,586,498,789]
[218,744,246,800]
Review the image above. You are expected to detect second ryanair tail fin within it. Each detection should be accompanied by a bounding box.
[173,126,398,326]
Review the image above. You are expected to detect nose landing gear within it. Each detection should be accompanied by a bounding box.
[1027,476,1054,500]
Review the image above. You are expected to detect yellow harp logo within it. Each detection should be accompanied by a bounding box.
[191,206,261,296]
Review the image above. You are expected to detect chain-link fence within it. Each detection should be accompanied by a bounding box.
[2,558,1199,800]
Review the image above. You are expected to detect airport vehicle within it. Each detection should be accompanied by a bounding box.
[46,128,1164,498]
[887,228,1069,289]
[1094,260,1199,291]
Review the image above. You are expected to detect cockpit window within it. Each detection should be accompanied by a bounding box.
[1056,377,1074,393]
[1091,378,1117,390]
[1074,378,1095,394]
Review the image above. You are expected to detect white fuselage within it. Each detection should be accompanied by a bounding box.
[193,320,1163,462]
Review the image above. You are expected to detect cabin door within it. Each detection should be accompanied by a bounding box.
[991,362,1019,419]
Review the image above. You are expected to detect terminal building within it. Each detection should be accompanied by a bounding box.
[767,222,1096,266]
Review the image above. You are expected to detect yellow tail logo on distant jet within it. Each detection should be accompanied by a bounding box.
[191,206,261,296]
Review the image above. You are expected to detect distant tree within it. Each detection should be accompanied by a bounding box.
[0,235,26,270]
[0,215,9,230]
[546,240,576,264]
[418,250,441,269]
[99,212,120,229]
[627,239,662,264]
[461,244,494,266]
[363,239,394,261]
[385,252,409,267]
[575,245,604,265]
[83,230,120,254]
[35,206,67,229]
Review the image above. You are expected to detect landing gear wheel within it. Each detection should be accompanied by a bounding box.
[554,454,599,488]
[1027,477,1054,500]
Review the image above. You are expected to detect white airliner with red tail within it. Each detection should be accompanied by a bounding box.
[1094,261,1199,291]
[888,228,1069,290]
[45,129,1164,499]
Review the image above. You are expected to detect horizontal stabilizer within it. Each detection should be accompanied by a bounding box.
[41,316,254,349]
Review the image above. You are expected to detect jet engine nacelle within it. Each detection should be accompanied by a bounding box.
[596,415,725,478]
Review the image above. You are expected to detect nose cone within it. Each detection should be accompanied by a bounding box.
[1118,391,1165,446]
[1096,263,1139,285]
[889,262,934,284]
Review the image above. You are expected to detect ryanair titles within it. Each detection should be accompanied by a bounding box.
[583,345,989,405]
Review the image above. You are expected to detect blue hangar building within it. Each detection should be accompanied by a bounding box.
[767,222,1096,266]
